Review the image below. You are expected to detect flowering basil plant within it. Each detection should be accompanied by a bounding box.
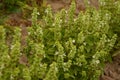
[0,1,118,80]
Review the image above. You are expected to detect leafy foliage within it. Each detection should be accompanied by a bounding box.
[99,0,120,51]
[0,0,22,11]
[0,1,118,80]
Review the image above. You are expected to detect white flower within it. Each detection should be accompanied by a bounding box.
[59,25,61,27]
[43,54,46,58]
[65,42,68,45]
[28,32,30,35]
[11,45,14,49]
[10,75,14,80]
[105,13,108,16]
[79,63,82,66]
[39,30,43,34]
[7,55,10,59]
[20,53,22,55]
[83,42,86,46]
[107,39,110,42]
[39,64,43,67]
[55,51,59,55]
[63,63,66,66]
[101,2,106,6]
[37,12,40,15]
[0,64,4,69]
[93,55,95,58]
[95,60,100,64]
[45,9,48,14]
[72,39,75,43]
[60,19,62,23]
[65,11,68,14]
[55,67,58,72]
[74,19,76,22]
[88,1,90,4]
[52,23,55,26]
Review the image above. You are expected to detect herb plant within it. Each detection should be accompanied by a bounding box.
[0,1,117,80]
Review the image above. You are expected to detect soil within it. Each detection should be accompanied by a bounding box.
[100,54,120,80]
[2,0,120,80]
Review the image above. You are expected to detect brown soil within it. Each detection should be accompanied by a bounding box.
[3,0,120,80]
[47,0,98,14]
[100,54,120,80]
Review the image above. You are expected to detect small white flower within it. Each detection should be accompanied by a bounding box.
[52,23,55,26]
[93,55,95,58]
[79,63,82,66]
[55,67,58,71]
[72,39,75,43]
[53,44,55,47]
[28,32,30,35]
[55,51,59,55]
[65,11,68,14]
[7,55,10,59]
[106,13,109,16]
[83,42,86,46]
[65,42,68,45]
[59,25,61,27]
[39,30,43,34]
[98,24,102,28]
[37,12,40,15]
[101,2,106,6]
[114,2,117,4]
[41,44,44,48]
[96,60,100,64]
[10,75,14,80]
[108,39,110,42]
[74,19,76,22]
[70,50,73,52]
[63,54,66,57]
[60,19,62,22]
[45,9,48,14]
[39,64,43,67]
[44,18,47,21]
[0,64,4,69]
[43,54,46,58]
[11,45,14,49]
[88,1,90,4]
[63,63,66,65]
[20,53,22,55]
[34,32,36,35]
